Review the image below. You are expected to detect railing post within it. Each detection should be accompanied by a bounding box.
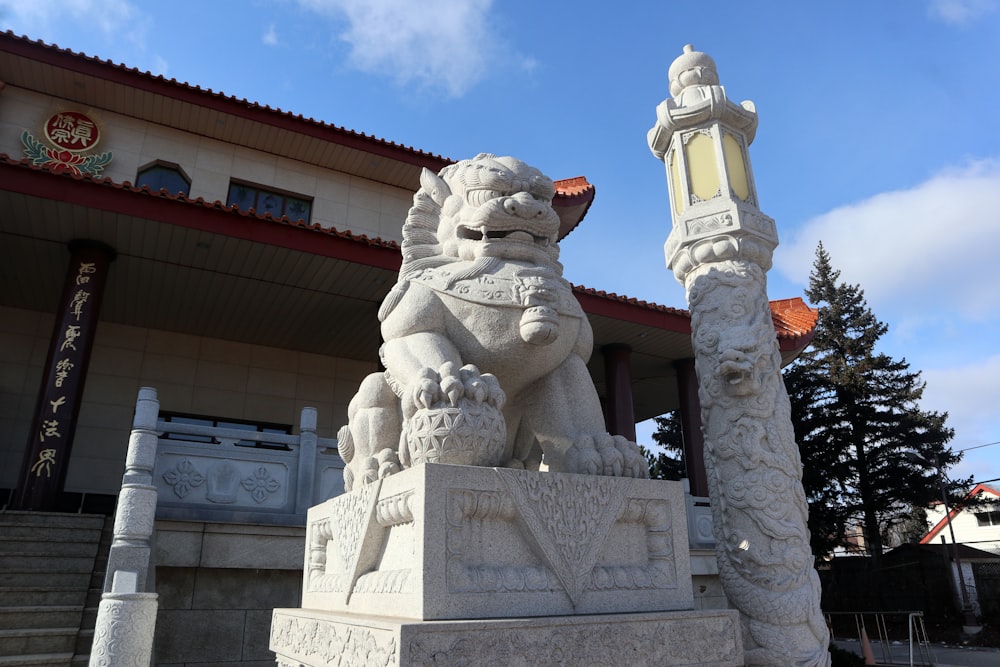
[295,407,319,515]
[91,387,160,666]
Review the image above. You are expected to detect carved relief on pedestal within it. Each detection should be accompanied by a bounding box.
[300,464,692,620]
[270,613,398,667]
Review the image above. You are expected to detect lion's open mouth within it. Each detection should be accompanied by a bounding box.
[458,226,549,245]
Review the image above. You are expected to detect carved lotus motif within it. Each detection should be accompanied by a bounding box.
[162,458,205,499]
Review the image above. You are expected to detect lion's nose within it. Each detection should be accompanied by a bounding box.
[502,192,547,219]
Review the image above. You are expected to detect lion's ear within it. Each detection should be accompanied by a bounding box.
[420,167,451,206]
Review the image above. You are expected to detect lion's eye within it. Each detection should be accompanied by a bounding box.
[466,190,502,206]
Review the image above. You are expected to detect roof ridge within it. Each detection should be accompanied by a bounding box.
[0,30,451,166]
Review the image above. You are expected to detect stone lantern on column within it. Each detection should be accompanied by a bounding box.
[648,44,778,282]
[648,45,830,666]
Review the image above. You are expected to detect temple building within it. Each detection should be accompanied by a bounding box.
[0,32,816,664]
[0,30,816,513]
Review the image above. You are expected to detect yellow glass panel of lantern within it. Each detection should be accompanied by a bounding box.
[684,131,720,201]
[723,133,750,201]
[669,148,684,216]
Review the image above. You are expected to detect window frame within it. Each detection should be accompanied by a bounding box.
[135,159,192,196]
[226,179,313,223]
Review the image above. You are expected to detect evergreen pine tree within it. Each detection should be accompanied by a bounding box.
[643,411,686,480]
[783,243,963,569]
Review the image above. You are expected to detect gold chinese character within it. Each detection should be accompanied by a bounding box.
[30,448,57,478]
[41,419,61,440]
[54,358,74,387]
[49,396,67,414]
[60,325,81,352]
[70,290,89,320]
[76,262,97,285]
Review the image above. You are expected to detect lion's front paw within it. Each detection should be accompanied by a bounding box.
[407,362,505,414]
[571,434,648,477]
[354,447,402,488]
[611,434,650,479]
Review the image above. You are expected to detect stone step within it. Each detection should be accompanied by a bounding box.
[72,629,92,657]
[0,573,91,590]
[0,628,77,658]
[0,526,103,543]
[0,608,82,631]
[0,512,105,531]
[0,653,73,667]
[0,538,99,558]
[0,555,94,574]
[77,608,96,633]
[0,589,86,607]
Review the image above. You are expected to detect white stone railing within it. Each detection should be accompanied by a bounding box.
[138,387,345,525]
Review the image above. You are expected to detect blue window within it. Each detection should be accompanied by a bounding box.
[136,161,191,195]
[227,181,312,222]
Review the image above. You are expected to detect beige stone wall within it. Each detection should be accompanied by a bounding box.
[0,305,375,494]
[0,86,414,242]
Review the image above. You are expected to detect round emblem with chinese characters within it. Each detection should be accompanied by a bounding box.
[44,111,100,152]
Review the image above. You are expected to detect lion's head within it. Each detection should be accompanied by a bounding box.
[399,154,562,279]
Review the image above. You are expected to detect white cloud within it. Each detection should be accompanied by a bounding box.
[923,355,1000,481]
[928,0,999,25]
[295,0,512,97]
[151,55,169,77]
[923,355,1000,445]
[262,23,279,47]
[775,158,1000,322]
[0,0,148,48]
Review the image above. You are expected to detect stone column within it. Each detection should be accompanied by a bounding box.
[90,388,159,666]
[601,344,636,441]
[90,572,158,667]
[14,240,115,511]
[648,46,829,666]
[674,358,708,496]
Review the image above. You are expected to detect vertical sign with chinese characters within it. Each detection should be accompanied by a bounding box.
[14,240,115,510]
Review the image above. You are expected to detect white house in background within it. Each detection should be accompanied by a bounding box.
[920,483,1000,555]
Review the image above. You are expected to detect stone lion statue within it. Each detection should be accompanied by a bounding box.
[338,154,648,491]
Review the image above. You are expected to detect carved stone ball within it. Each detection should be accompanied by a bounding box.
[668,44,719,98]
[404,397,506,467]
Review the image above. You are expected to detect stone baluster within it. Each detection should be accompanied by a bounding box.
[296,406,319,513]
[91,387,160,666]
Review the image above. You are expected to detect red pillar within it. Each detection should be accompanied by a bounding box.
[601,344,636,442]
[13,240,115,510]
[675,358,708,496]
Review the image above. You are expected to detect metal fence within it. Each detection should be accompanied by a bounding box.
[827,611,935,666]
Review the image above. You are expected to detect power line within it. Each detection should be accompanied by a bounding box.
[956,440,1000,453]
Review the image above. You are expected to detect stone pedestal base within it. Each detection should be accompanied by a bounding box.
[272,464,742,665]
[270,607,743,666]
[300,463,693,619]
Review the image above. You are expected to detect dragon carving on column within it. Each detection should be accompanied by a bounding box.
[649,45,830,666]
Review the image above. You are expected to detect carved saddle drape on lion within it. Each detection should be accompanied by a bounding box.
[337,154,647,491]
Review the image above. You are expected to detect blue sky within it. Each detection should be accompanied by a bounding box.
[3,0,999,485]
